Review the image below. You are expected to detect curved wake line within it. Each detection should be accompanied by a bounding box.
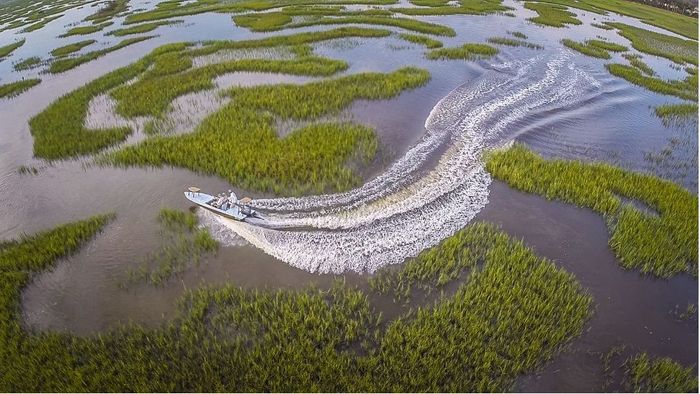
[201,49,602,274]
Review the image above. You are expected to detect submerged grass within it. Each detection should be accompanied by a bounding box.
[524,2,581,27]
[0,79,41,98]
[50,39,96,57]
[626,353,698,392]
[397,33,443,48]
[126,208,218,286]
[488,36,542,49]
[0,39,25,59]
[0,217,591,391]
[426,42,498,60]
[106,68,428,195]
[486,144,698,277]
[49,36,155,74]
[606,63,697,101]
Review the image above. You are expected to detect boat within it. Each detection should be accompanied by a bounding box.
[184,187,260,221]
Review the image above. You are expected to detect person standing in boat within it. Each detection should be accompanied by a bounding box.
[228,190,238,207]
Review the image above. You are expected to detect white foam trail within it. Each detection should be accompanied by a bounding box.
[203,50,602,274]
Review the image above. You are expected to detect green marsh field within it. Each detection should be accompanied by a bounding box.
[0,0,697,391]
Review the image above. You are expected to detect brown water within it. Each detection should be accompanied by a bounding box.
[1,0,697,389]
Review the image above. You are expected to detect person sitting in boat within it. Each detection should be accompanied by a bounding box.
[214,193,227,208]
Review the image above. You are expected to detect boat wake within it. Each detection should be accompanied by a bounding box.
[199,50,602,274]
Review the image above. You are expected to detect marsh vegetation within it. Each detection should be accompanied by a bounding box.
[0,79,41,98]
[0,217,591,391]
[486,144,698,277]
[626,353,698,392]
[49,36,155,73]
[426,42,498,60]
[50,39,96,57]
[524,2,581,27]
[125,208,218,286]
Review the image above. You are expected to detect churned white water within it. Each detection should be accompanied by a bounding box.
[201,50,602,274]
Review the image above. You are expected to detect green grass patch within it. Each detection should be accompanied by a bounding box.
[21,14,62,32]
[13,56,41,71]
[488,36,543,49]
[591,22,613,30]
[105,68,428,195]
[85,0,128,22]
[654,103,697,123]
[111,56,349,118]
[30,28,391,160]
[394,0,509,16]
[49,36,155,73]
[50,39,96,57]
[59,21,113,37]
[0,79,41,98]
[397,33,443,48]
[626,353,698,392]
[0,39,25,59]
[587,39,627,52]
[508,30,528,38]
[125,208,218,286]
[607,22,697,66]
[524,2,581,27]
[531,0,697,39]
[426,42,498,60]
[235,13,456,36]
[623,53,654,76]
[0,217,591,391]
[108,20,182,36]
[606,63,697,101]
[562,38,611,59]
[410,0,450,6]
[0,213,113,272]
[486,143,698,277]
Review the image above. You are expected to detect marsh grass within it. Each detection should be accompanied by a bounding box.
[85,0,128,23]
[592,22,613,30]
[30,28,391,160]
[654,103,698,124]
[50,39,96,57]
[524,0,697,38]
[397,33,443,48]
[394,0,508,16]
[235,13,457,36]
[562,38,611,59]
[13,56,41,71]
[0,213,113,272]
[524,2,581,27]
[606,63,697,101]
[486,144,698,277]
[626,353,698,392]
[426,42,498,60]
[106,68,429,195]
[608,22,697,65]
[0,217,591,391]
[59,21,113,37]
[508,30,527,38]
[488,36,543,49]
[125,208,218,286]
[0,39,25,59]
[21,14,62,32]
[0,79,41,98]
[108,20,182,36]
[49,36,155,74]
[623,53,654,75]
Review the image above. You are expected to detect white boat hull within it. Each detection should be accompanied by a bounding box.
[184,191,251,221]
